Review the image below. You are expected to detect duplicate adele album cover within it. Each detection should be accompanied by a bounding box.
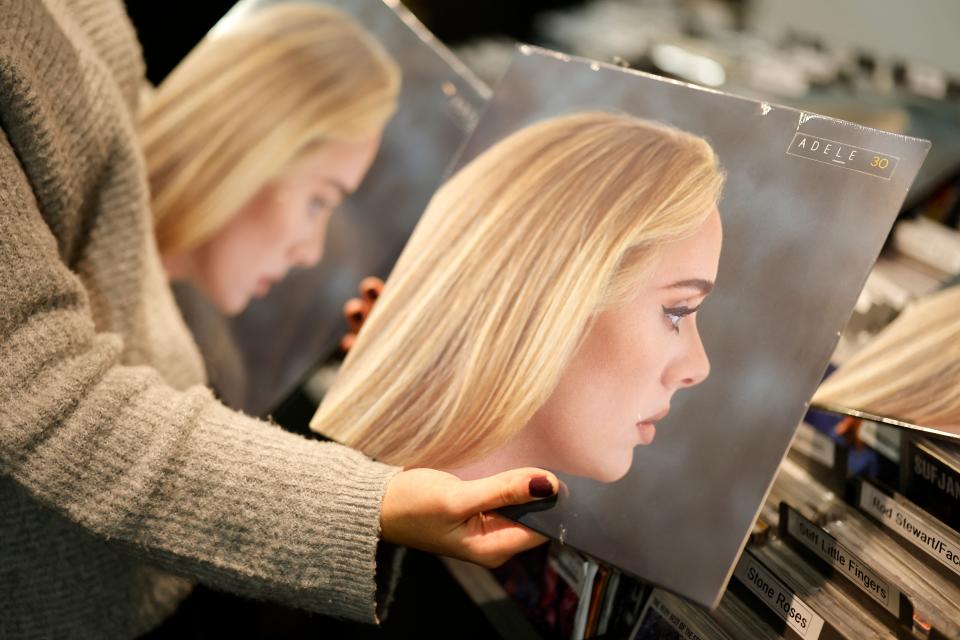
[167,0,488,415]
[312,46,930,607]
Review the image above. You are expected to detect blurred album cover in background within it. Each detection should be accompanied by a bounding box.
[170,0,489,415]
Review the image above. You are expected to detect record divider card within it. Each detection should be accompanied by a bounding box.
[729,548,845,640]
[777,502,914,630]
[856,479,960,589]
[900,438,960,535]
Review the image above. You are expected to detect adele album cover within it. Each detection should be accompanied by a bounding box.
[159,0,489,415]
[310,46,930,607]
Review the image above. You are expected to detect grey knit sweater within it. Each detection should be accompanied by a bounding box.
[0,0,400,637]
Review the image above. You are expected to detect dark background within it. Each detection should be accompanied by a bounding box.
[125,0,591,85]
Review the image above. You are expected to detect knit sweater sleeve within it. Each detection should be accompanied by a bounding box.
[0,131,401,623]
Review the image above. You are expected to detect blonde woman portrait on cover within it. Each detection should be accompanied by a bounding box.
[141,3,396,317]
[313,111,726,483]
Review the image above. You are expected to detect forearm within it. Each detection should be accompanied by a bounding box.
[3,345,400,621]
[4,339,400,621]
[0,131,399,622]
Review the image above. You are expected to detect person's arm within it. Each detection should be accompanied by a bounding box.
[0,128,397,621]
[0,128,558,622]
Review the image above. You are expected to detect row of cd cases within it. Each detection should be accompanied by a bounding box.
[550,422,960,640]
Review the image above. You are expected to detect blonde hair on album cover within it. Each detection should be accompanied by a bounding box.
[813,284,960,429]
[311,111,726,469]
[140,2,401,254]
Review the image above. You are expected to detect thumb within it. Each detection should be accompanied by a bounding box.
[454,468,558,517]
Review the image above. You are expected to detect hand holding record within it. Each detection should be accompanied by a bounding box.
[380,467,559,567]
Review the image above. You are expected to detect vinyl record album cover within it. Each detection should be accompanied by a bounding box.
[170,0,488,415]
[311,46,930,607]
[811,283,960,443]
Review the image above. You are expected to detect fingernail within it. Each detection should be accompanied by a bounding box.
[529,476,555,498]
[344,299,367,329]
[360,277,383,301]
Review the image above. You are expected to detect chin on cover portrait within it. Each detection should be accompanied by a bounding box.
[312,111,725,483]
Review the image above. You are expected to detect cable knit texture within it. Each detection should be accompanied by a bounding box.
[0,0,401,637]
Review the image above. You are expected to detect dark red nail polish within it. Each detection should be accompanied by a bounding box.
[529,476,555,498]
